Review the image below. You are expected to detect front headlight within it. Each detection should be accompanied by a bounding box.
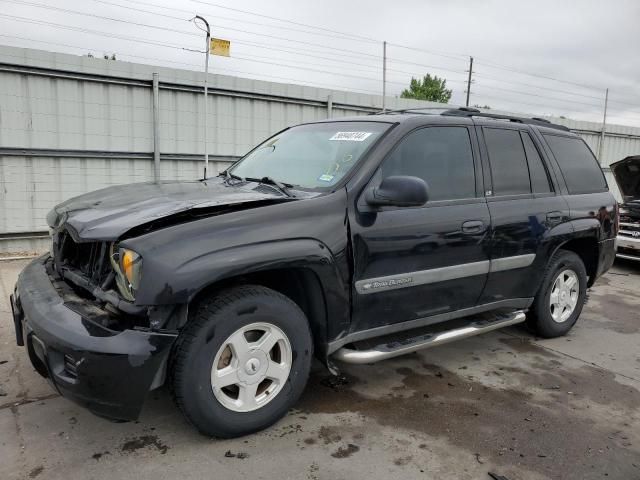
[114,247,142,301]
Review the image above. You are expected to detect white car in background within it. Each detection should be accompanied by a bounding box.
[612,156,640,261]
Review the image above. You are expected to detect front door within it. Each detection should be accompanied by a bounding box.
[349,125,491,333]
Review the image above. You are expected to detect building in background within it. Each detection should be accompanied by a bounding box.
[1,45,639,254]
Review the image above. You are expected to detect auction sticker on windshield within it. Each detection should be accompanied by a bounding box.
[329,132,373,141]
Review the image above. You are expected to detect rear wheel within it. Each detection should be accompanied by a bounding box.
[527,250,587,338]
[171,285,313,438]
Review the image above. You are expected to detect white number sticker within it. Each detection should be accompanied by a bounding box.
[329,132,373,142]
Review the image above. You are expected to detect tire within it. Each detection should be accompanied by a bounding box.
[526,250,588,338]
[170,285,313,438]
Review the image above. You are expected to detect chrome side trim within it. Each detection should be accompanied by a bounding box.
[489,253,536,272]
[355,260,490,294]
[332,311,526,364]
[616,253,640,261]
[355,254,536,295]
[327,298,533,354]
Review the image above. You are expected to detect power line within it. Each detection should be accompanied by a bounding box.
[32,0,633,107]
[191,0,472,64]
[475,72,640,112]
[0,17,396,90]
[0,34,384,95]
[473,90,640,122]
[0,13,197,50]
[1,1,471,80]
[4,0,387,60]
[0,14,393,87]
[474,58,603,92]
[473,72,605,101]
[2,1,638,123]
[12,0,389,72]
[386,58,467,76]
[188,0,379,44]
[180,0,626,98]
[88,0,388,66]
[108,0,373,44]
[386,42,468,61]
[476,84,603,109]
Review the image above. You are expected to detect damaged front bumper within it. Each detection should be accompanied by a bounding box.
[10,255,178,420]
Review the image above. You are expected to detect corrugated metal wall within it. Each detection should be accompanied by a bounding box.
[1,45,639,253]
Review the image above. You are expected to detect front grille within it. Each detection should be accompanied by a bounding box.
[53,231,112,287]
[619,221,640,238]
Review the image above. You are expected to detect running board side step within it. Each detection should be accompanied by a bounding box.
[332,311,526,364]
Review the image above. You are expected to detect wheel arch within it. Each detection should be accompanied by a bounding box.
[189,267,331,358]
[552,236,599,287]
[176,239,350,360]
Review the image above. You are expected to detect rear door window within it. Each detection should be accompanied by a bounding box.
[483,128,531,195]
[521,133,552,193]
[543,135,607,194]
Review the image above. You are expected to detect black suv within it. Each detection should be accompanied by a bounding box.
[11,107,617,437]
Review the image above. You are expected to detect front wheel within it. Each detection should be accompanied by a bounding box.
[527,250,588,338]
[171,285,313,438]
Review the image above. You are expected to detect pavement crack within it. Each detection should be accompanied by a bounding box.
[10,404,27,471]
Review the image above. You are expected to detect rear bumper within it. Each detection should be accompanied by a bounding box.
[594,238,617,281]
[11,255,177,420]
[616,235,640,260]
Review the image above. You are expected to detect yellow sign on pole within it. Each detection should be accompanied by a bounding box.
[210,38,230,57]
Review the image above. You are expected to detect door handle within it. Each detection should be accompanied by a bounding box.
[462,220,485,234]
[546,211,563,223]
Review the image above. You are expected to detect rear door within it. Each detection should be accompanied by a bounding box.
[350,124,491,333]
[477,124,571,303]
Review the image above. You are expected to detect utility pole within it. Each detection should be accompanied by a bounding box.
[193,15,211,179]
[597,88,609,163]
[465,56,474,107]
[382,41,387,113]
[152,73,160,183]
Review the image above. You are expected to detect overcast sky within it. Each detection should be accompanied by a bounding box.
[2,0,640,126]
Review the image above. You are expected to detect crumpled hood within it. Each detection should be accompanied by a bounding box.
[47,178,293,241]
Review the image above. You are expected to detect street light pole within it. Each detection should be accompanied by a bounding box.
[597,88,609,163]
[193,15,210,179]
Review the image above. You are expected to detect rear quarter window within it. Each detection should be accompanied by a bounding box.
[543,135,607,194]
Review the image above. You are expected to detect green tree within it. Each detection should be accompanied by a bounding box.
[400,74,452,103]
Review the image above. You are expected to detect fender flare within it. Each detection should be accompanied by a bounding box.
[137,238,346,305]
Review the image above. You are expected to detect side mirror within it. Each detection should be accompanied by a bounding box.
[365,176,428,207]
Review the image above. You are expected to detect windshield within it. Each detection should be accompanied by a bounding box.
[229,121,391,189]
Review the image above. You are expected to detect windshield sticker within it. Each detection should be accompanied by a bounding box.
[329,132,373,142]
[318,174,335,182]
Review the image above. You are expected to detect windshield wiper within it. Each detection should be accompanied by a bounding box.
[220,170,243,182]
[244,176,296,198]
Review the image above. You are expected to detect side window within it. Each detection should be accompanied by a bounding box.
[543,134,607,194]
[483,128,530,195]
[521,133,552,193]
[381,126,476,201]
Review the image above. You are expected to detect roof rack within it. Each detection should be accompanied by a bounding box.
[371,106,569,132]
[370,107,448,116]
[441,107,569,131]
